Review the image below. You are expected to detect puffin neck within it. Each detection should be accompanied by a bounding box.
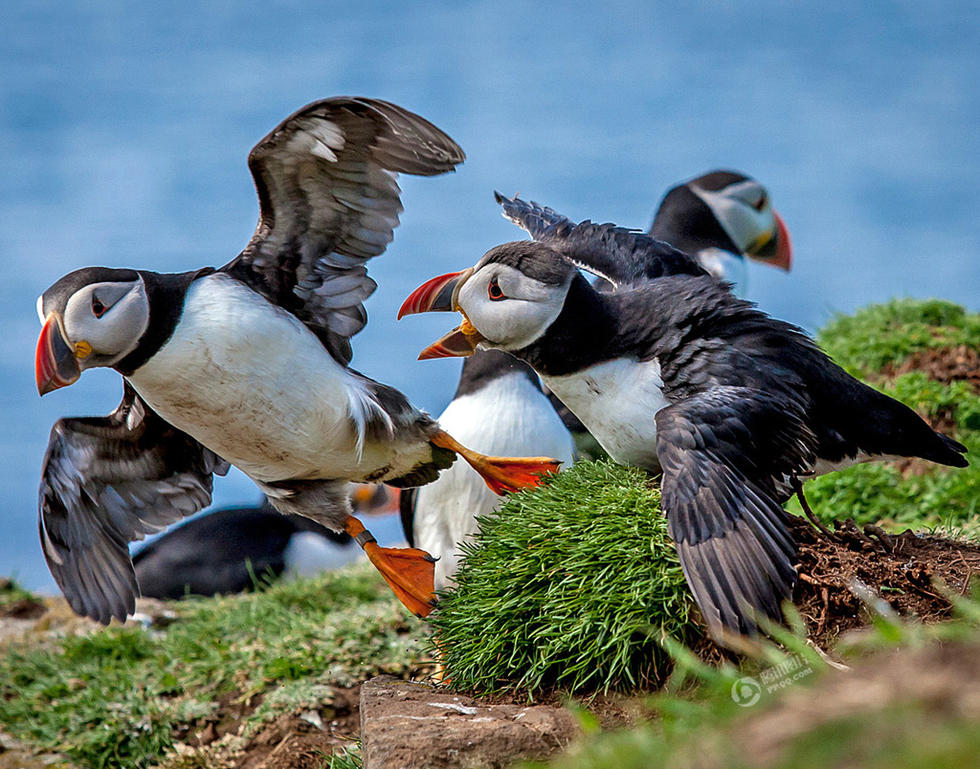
[114,267,216,376]
[650,185,739,257]
[514,273,618,377]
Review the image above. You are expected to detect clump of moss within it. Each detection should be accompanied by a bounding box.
[428,460,697,696]
[817,298,980,379]
[798,299,980,532]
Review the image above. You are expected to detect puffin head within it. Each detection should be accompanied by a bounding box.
[35,267,149,394]
[398,241,575,359]
[654,170,792,274]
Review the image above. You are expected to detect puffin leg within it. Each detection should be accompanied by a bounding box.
[344,516,437,618]
[429,430,562,495]
[793,480,833,536]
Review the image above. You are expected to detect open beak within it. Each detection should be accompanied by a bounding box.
[36,314,81,395]
[747,210,792,271]
[397,268,474,319]
[400,269,485,359]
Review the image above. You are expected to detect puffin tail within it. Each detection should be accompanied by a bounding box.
[927,432,969,468]
[429,430,562,494]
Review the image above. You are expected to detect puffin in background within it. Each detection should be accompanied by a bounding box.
[396,350,575,589]
[649,169,791,295]
[34,97,560,625]
[133,484,392,600]
[133,500,353,600]
[400,194,967,639]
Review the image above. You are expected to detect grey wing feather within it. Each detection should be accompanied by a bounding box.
[655,387,815,637]
[39,383,229,624]
[494,192,708,288]
[223,97,465,364]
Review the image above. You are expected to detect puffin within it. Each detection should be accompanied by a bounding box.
[396,350,575,589]
[132,500,354,600]
[34,98,560,625]
[555,169,793,441]
[399,193,968,638]
[648,169,791,293]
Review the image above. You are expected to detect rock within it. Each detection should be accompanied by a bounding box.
[360,676,580,769]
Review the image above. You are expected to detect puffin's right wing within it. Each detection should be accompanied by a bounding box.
[398,487,418,548]
[494,193,708,287]
[223,97,465,365]
[654,386,814,638]
[39,383,229,624]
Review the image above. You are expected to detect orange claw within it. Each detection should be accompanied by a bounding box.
[430,430,562,495]
[345,516,436,618]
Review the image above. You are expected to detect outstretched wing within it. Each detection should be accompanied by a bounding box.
[655,386,815,638]
[39,382,230,624]
[494,192,707,288]
[222,97,465,364]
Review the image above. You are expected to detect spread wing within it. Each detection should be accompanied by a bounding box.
[655,387,815,638]
[222,97,465,364]
[39,382,230,624]
[494,192,707,288]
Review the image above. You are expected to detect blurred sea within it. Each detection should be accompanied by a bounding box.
[1,0,977,590]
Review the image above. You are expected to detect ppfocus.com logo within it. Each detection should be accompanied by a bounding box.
[731,653,814,707]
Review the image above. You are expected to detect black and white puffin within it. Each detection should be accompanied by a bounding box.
[34,98,560,625]
[399,194,968,638]
[396,350,575,589]
[555,169,793,440]
[132,500,354,600]
[649,169,791,294]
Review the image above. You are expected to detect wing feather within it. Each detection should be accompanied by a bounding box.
[655,387,814,637]
[39,383,229,624]
[223,97,465,364]
[494,192,708,288]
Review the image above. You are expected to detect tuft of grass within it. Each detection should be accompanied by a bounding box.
[515,593,980,769]
[0,563,423,769]
[794,300,980,533]
[428,460,697,696]
[817,298,980,380]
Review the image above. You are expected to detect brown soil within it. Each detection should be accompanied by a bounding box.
[880,344,980,394]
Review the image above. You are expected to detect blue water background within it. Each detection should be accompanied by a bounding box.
[1,1,977,590]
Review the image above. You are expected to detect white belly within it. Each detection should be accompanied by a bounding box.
[127,274,397,482]
[413,372,575,588]
[542,357,668,470]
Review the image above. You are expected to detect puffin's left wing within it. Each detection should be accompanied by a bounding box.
[494,193,707,287]
[39,383,229,624]
[654,386,814,638]
[223,97,465,364]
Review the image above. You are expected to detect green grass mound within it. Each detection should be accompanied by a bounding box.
[429,460,697,696]
[0,563,421,769]
[793,299,980,532]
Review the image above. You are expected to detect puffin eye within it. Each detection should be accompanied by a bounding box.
[91,295,107,318]
[753,194,768,212]
[487,277,506,301]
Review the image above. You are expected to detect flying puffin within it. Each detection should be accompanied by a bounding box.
[649,169,791,294]
[399,194,968,638]
[34,98,560,625]
[396,349,575,589]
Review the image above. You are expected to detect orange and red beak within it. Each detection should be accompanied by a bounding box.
[399,268,484,360]
[747,210,792,271]
[396,268,473,319]
[36,314,80,395]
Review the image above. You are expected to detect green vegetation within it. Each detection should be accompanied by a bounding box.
[516,596,980,769]
[793,299,980,532]
[429,460,697,696]
[0,577,39,610]
[817,298,980,379]
[0,564,422,769]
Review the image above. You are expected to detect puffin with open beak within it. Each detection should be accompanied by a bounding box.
[400,193,967,639]
[34,98,560,625]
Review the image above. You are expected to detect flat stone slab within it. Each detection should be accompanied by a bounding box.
[360,676,580,769]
